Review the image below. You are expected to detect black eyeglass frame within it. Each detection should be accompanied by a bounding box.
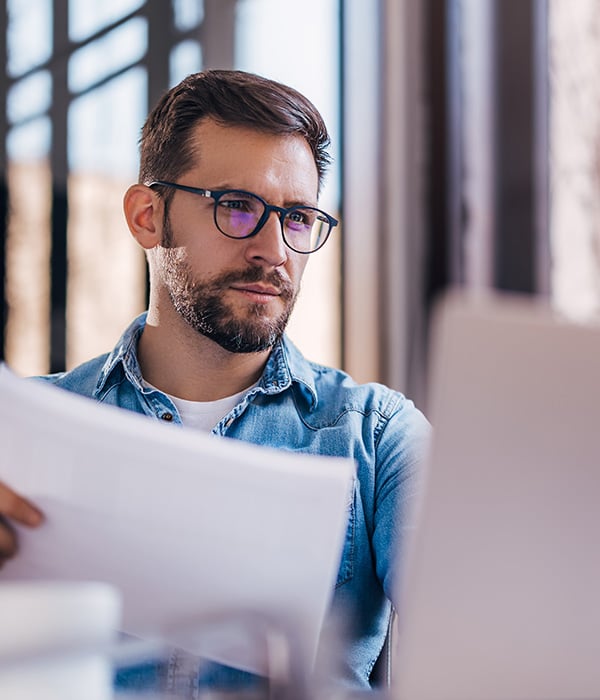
[147,180,338,254]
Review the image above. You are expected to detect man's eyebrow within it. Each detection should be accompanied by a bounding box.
[208,183,319,209]
[283,198,319,209]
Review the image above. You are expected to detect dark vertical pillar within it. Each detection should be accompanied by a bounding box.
[492,0,548,294]
[533,0,551,297]
[424,0,549,303]
[424,0,453,309]
[201,0,236,70]
[49,0,70,372]
[146,2,172,116]
[144,1,173,308]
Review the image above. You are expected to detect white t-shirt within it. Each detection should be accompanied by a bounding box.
[144,380,255,431]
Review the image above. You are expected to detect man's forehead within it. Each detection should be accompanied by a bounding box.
[185,119,319,197]
[189,117,309,152]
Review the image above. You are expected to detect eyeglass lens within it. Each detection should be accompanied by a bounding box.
[215,191,329,253]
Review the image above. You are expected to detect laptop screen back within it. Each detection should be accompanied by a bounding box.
[393,292,600,700]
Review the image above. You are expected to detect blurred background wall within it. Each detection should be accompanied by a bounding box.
[1,0,599,409]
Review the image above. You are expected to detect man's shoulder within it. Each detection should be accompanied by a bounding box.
[30,314,146,398]
[312,363,410,417]
[282,337,411,419]
[33,353,111,398]
[279,340,430,469]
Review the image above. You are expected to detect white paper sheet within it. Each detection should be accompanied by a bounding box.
[0,364,355,676]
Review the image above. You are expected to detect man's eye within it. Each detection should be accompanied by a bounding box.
[288,210,311,225]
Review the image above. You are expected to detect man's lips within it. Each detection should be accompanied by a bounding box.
[229,283,281,300]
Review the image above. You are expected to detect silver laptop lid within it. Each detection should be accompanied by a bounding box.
[394,292,600,700]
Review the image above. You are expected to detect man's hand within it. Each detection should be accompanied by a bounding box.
[0,481,43,569]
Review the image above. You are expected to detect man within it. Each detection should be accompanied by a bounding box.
[0,70,429,689]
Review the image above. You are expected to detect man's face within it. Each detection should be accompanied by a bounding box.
[151,119,319,353]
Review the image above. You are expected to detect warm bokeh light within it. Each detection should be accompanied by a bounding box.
[5,162,51,375]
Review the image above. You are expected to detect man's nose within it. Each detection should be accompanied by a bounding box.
[244,210,288,266]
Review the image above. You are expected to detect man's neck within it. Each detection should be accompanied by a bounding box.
[137,310,271,402]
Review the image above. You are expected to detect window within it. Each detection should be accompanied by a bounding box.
[2,1,209,374]
[2,0,342,374]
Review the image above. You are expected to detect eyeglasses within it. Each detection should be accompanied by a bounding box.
[148,180,338,254]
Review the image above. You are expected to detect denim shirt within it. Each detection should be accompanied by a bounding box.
[36,313,430,690]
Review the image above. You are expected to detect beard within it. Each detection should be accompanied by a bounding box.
[159,218,299,353]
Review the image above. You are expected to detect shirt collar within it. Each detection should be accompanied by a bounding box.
[94,312,147,397]
[94,312,319,410]
[259,335,318,410]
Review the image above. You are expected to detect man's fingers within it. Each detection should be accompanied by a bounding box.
[0,482,43,527]
[0,483,43,569]
[0,516,18,564]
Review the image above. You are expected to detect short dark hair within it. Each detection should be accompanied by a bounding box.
[139,69,332,192]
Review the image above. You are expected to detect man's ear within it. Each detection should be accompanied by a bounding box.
[123,184,163,250]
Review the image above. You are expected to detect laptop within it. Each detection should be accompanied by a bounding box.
[391,291,600,700]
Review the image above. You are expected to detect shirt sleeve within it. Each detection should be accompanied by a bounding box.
[371,395,431,606]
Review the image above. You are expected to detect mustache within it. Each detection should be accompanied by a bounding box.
[216,267,294,296]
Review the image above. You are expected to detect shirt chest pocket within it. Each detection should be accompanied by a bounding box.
[335,480,356,588]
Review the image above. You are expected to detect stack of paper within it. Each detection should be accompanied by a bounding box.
[0,364,354,676]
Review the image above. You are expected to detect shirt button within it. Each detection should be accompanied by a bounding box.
[161,412,174,422]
